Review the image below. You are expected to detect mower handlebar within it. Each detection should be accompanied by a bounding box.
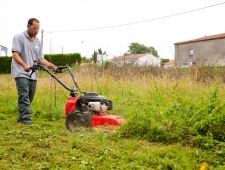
[29,64,68,77]
[29,62,81,94]
[29,65,68,75]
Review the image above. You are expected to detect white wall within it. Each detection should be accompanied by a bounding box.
[97,54,108,63]
[137,54,161,67]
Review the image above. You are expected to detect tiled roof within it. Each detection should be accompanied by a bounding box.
[164,59,175,65]
[111,54,149,61]
[174,33,225,45]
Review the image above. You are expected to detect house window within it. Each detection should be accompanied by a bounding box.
[189,48,194,56]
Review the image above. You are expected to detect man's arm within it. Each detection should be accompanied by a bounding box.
[38,58,58,71]
[12,51,30,72]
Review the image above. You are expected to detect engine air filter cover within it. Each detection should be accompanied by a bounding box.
[79,92,107,101]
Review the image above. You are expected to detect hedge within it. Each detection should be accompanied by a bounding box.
[0,57,12,74]
[0,53,82,74]
[44,53,81,66]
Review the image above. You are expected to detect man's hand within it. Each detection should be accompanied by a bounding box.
[52,66,59,74]
[23,65,31,72]
[52,66,58,71]
[12,52,31,72]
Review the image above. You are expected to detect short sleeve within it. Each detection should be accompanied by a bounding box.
[12,36,23,53]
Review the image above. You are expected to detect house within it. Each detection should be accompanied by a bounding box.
[111,53,161,67]
[174,33,225,66]
[0,44,8,56]
[164,59,175,68]
[97,54,108,63]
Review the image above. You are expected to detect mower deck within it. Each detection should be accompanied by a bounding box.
[91,114,126,130]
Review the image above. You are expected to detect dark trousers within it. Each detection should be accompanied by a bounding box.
[15,77,37,122]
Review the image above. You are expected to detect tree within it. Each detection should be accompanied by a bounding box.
[125,42,159,57]
[161,58,170,66]
[91,48,107,63]
[98,48,102,55]
[91,51,97,63]
[97,48,106,55]
[149,46,159,58]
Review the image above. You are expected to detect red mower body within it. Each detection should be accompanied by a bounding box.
[65,97,126,129]
[65,97,79,116]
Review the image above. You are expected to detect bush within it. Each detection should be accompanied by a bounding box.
[0,53,82,74]
[0,57,12,73]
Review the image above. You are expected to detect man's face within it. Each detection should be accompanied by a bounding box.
[27,21,40,37]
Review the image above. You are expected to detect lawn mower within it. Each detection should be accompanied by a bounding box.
[30,61,126,131]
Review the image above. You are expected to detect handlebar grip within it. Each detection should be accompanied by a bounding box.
[54,68,61,73]
[58,66,68,69]
[54,66,68,73]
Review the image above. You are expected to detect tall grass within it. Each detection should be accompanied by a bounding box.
[0,65,225,169]
[76,65,225,150]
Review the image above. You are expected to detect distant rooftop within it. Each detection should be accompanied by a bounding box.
[0,44,8,49]
[164,59,175,65]
[0,44,8,56]
[174,33,225,45]
[111,53,155,61]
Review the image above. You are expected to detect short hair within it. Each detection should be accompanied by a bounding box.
[28,18,39,25]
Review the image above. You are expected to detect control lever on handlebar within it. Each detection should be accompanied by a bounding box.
[29,61,48,77]
[29,60,38,78]
[54,66,68,74]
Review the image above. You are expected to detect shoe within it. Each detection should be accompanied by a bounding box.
[22,120,33,125]
[18,119,33,125]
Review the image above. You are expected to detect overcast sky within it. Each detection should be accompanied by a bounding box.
[0,0,225,60]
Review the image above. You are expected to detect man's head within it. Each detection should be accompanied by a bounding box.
[27,18,40,37]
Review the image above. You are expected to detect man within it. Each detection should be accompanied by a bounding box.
[11,18,57,125]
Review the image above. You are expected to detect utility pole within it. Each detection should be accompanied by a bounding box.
[62,47,63,54]
[41,29,44,47]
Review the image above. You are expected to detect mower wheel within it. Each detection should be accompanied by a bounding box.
[66,111,91,132]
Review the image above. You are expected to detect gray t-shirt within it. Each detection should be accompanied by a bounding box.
[11,31,44,80]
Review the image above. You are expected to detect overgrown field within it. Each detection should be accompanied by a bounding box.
[0,65,225,169]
